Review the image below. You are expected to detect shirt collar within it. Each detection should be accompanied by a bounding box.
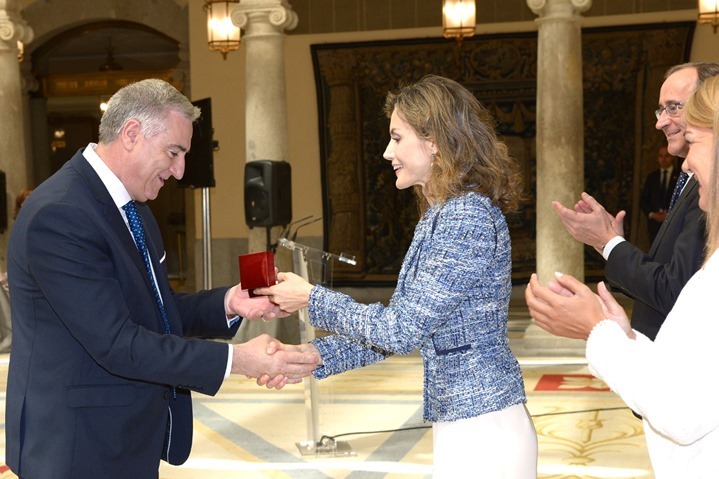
[82,143,132,209]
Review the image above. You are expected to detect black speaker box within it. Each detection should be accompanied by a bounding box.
[178,98,215,188]
[244,160,292,227]
[0,171,6,233]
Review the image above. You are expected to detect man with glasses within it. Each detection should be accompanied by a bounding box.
[655,101,684,118]
[550,62,719,340]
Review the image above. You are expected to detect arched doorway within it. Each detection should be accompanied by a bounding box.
[29,20,190,287]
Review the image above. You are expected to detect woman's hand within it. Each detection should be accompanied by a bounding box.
[596,281,635,339]
[253,272,314,313]
[525,272,625,340]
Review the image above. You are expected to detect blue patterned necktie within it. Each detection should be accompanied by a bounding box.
[123,200,171,334]
[668,171,689,214]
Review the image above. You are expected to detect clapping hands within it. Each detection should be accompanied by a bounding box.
[525,272,634,340]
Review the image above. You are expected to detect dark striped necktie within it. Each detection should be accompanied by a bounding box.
[122,200,171,334]
[668,172,689,214]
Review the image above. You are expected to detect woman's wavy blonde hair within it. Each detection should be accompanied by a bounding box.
[384,75,523,215]
[683,74,719,261]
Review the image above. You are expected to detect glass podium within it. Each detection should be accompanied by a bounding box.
[277,235,358,457]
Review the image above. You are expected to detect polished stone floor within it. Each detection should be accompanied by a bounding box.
[0,292,654,479]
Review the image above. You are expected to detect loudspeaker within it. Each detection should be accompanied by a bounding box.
[0,171,6,233]
[178,98,215,188]
[244,160,292,227]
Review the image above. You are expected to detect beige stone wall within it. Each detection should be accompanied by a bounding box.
[8,0,718,288]
[189,4,718,287]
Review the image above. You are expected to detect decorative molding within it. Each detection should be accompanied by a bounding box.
[41,69,181,98]
[0,0,33,50]
[571,0,592,12]
[231,0,298,32]
[526,0,547,13]
[526,0,591,18]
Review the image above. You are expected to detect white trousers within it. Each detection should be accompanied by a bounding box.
[432,403,537,479]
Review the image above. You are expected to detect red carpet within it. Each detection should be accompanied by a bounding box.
[0,464,16,478]
[534,373,610,392]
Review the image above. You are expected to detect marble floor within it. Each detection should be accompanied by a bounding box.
[0,292,654,479]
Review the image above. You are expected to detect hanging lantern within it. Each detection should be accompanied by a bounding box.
[698,0,719,33]
[205,0,241,59]
[443,0,476,42]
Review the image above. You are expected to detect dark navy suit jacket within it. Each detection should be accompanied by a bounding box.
[605,176,705,340]
[6,149,241,478]
[640,167,680,242]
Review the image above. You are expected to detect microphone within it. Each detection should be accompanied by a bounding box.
[291,217,322,241]
[279,215,312,240]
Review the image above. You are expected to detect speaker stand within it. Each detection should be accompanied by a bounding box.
[201,187,212,290]
[265,226,273,252]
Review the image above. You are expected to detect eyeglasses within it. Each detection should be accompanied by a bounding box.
[654,102,685,120]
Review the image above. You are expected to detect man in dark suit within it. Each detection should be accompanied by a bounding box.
[640,145,679,243]
[551,62,719,341]
[6,79,319,479]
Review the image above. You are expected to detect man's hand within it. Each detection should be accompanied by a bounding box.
[553,192,626,253]
[231,334,320,389]
[255,342,323,389]
[225,283,290,321]
[253,272,313,313]
[526,273,611,340]
[650,210,668,223]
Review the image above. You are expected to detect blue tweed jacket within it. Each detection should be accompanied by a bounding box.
[310,192,526,422]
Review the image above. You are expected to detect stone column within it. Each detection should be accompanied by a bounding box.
[518,0,590,355]
[231,0,299,343]
[0,0,33,268]
[527,0,590,283]
[232,0,297,254]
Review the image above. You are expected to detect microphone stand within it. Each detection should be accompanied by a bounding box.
[278,227,357,457]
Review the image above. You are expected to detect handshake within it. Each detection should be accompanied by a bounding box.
[225,262,322,389]
[231,334,321,390]
[227,273,322,391]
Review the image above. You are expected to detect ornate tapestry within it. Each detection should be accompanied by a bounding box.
[312,23,694,284]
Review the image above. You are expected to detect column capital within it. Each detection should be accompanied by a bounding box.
[527,0,591,18]
[231,0,298,37]
[0,0,33,54]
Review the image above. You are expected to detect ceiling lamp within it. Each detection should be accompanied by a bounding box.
[699,0,719,33]
[205,0,241,59]
[443,0,476,43]
[98,38,123,72]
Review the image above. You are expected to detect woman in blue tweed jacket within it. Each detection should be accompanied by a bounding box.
[256,75,537,478]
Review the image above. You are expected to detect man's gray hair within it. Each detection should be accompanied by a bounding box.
[664,62,719,87]
[98,79,200,143]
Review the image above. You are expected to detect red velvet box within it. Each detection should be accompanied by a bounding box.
[238,251,276,297]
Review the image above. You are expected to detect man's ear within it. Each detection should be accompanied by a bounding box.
[119,119,142,150]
